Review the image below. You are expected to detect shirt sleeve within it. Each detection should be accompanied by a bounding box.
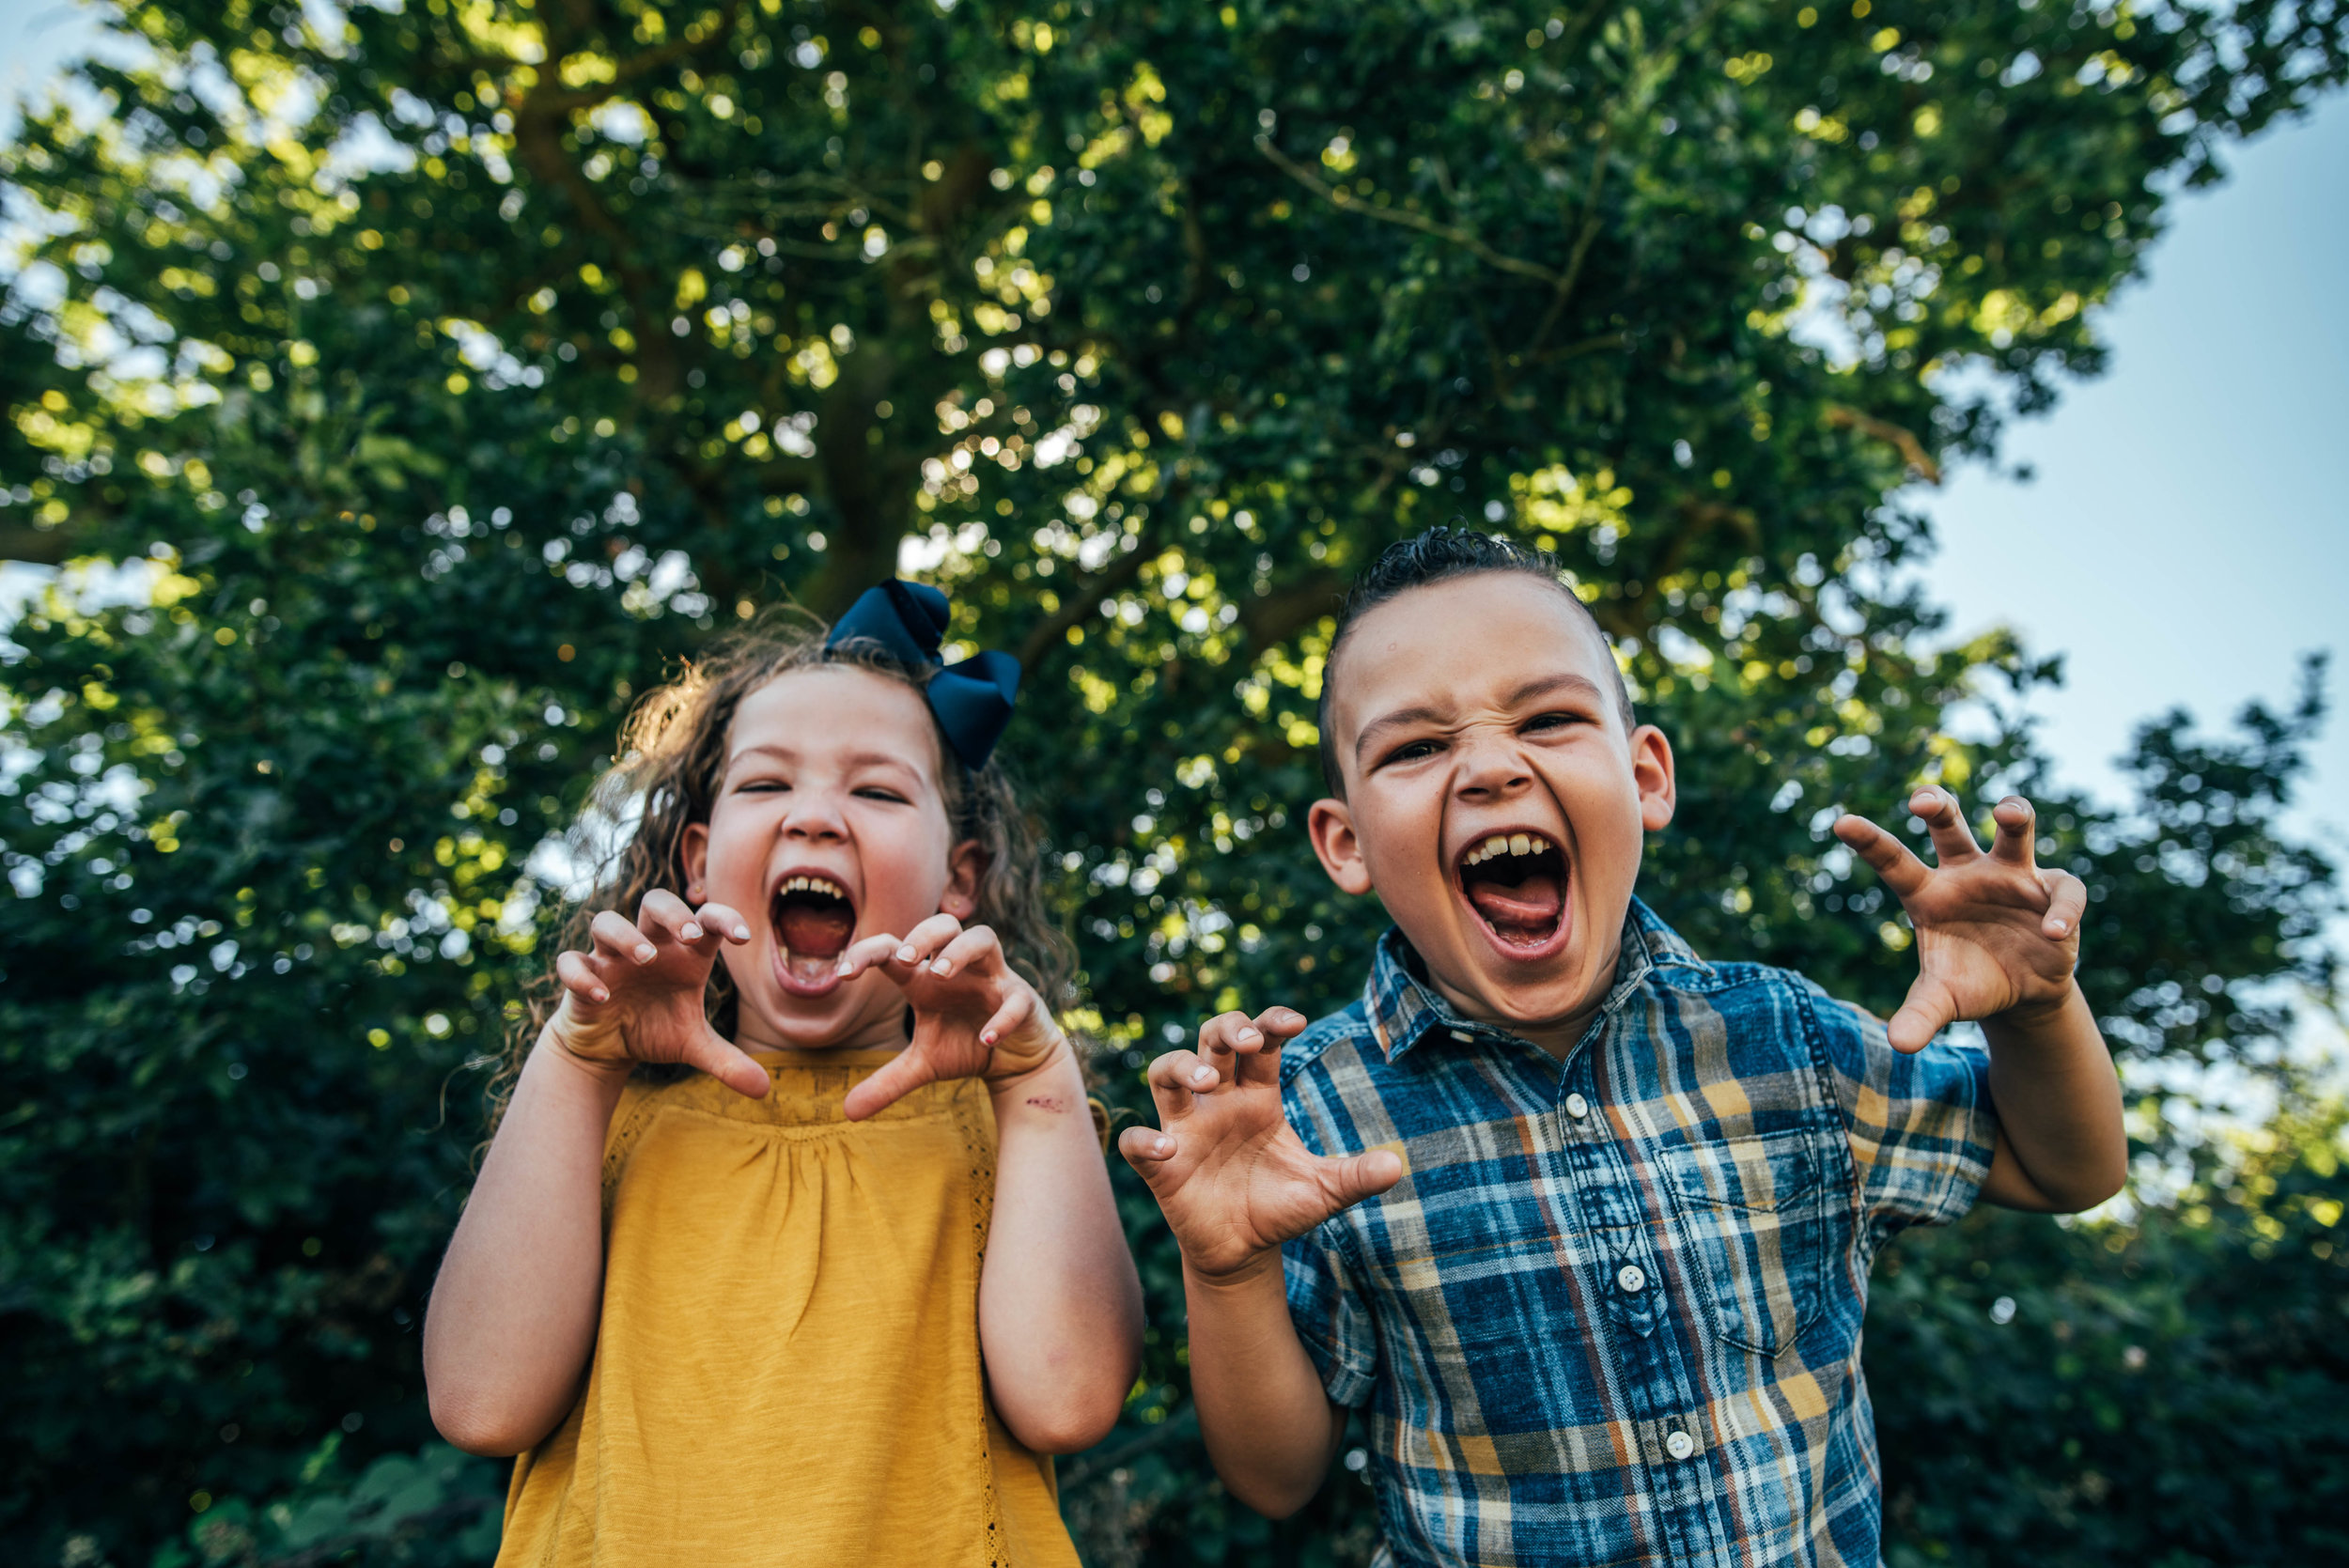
[1805,982,1998,1232]
[1283,1219,1377,1408]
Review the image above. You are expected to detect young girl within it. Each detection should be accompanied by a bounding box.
[423,582,1143,1565]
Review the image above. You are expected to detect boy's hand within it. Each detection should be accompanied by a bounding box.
[549,889,770,1098]
[1119,1008,1404,1281]
[834,915,1068,1120]
[1834,788,2088,1053]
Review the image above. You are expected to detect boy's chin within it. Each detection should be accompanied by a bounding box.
[1427,908,1614,1024]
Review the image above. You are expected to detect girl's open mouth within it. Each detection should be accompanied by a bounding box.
[1456,831,1571,958]
[770,874,856,995]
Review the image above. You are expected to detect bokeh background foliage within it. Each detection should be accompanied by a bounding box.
[2,0,2344,1561]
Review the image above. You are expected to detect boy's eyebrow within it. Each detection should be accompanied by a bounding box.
[1353,673,1610,761]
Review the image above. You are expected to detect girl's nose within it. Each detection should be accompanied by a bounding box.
[780,788,848,841]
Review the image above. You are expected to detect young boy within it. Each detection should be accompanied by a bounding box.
[1119,530,2126,1568]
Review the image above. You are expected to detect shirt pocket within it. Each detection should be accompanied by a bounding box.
[1659,1128,1830,1358]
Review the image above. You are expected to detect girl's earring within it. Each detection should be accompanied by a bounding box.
[688,884,705,902]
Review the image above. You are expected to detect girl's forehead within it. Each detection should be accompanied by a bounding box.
[730,665,943,775]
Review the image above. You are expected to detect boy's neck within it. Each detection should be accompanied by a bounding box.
[1418,933,1626,1064]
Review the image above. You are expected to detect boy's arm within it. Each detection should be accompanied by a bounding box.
[976,1041,1145,1454]
[1120,1009,1402,1516]
[1836,788,2127,1215]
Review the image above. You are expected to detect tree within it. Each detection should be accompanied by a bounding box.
[2,0,2341,1562]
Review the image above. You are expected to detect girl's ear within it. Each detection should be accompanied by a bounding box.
[681,822,710,903]
[941,838,986,920]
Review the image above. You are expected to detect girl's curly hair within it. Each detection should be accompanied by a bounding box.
[483,609,1073,1132]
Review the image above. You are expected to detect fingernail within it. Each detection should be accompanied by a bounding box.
[1237,1028,1260,1045]
[681,924,702,941]
[835,957,853,975]
[896,945,918,963]
[980,1029,998,1047]
[2050,919,2067,934]
[593,988,610,1002]
[1156,1137,1174,1157]
[735,924,752,941]
[931,957,952,975]
[635,945,656,962]
[1192,1067,1215,1085]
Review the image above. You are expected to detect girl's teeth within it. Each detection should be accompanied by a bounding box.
[1509,833,1531,856]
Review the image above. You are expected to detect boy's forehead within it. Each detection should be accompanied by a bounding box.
[1330,574,1613,729]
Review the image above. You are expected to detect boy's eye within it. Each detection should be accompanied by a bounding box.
[1523,711,1582,734]
[1382,738,1441,767]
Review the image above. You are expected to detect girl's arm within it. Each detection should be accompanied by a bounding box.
[422,1034,628,1456]
[424,894,766,1456]
[979,1044,1145,1453]
[835,916,1144,1453]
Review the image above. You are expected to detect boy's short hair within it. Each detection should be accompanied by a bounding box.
[1315,528,1636,796]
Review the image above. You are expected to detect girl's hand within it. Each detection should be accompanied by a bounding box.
[834,915,1068,1120]
[548,889,770,1098]
[1833,787,2088,1053]
[1118,1008,1403,1281]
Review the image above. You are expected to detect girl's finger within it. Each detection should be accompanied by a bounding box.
[835,931,905,978]
[2041,868,2088,939]
[589,908,658,965]
[842,1048,940,1122]
[1908,786,1984,869]
[681,1030,772,1100]
[1988,796,2038,868]
[1144,1048,1215,1121]
[926,924,1003,981]
[1831,813,1932,900]
[554,948,611,1004]
[893,911,966,969]
[638,888,702,946]
[694,899,754,945]
[976,985,1036,1051]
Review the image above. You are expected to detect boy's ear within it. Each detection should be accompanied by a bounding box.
[1307,797,1376,895]
[941,838,986,920]
[1631,723,1677,832]
[681,822,710,902]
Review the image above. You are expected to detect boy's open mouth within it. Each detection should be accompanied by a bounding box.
[770,874,856,990]
[1456,831,1569,954]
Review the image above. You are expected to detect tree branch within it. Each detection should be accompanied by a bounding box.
[1824,404,1941,484]
[1255,135,1565,286]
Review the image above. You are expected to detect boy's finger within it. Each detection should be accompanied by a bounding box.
[694,900,754,944]
[1235,1006,1310,1086]
[1887,973,1960,1054]
[1908,786,1984,868]
[589,909,659,965]
[843,1048,939,1122]
[1144,1049,1217,1119]
[1118,1125,1181,1174]
[683,1031,772,1100]
[1198,1010,1263,1073]
[1830,814,1931,899]
[1315,1148,1405,1212]
[2041,868,2087,940]
[1987,796,2037,868]
[554,949,611,1005]
[926,924,1003,981]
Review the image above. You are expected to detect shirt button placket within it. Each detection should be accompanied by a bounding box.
[1564,1091,1591,1121]
[1664,1428,1698,1462]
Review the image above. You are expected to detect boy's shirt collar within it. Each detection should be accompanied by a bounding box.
[1365,896,1709,1065]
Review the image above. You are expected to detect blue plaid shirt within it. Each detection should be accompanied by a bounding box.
[1281,900,1995,1568]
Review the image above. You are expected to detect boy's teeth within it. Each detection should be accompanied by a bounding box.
[1462,832,1556,868]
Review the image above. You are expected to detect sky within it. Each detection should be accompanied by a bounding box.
[5,1,2345,966]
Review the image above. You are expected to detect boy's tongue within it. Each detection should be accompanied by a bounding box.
[1467,871,1564,945]
[778,903,854,975]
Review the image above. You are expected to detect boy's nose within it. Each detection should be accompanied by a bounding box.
[1453,736,1533,798]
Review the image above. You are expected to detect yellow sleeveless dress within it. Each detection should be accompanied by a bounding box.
[495,1050,1080,1567]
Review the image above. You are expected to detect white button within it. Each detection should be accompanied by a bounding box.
[1617,1264,1646,1294]
[1665,1429,1696,1461]
[1448,1028,1473,1042]
[1564,1093,1591,1119]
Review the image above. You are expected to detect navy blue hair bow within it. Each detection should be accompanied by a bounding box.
[826,580,1020,769]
